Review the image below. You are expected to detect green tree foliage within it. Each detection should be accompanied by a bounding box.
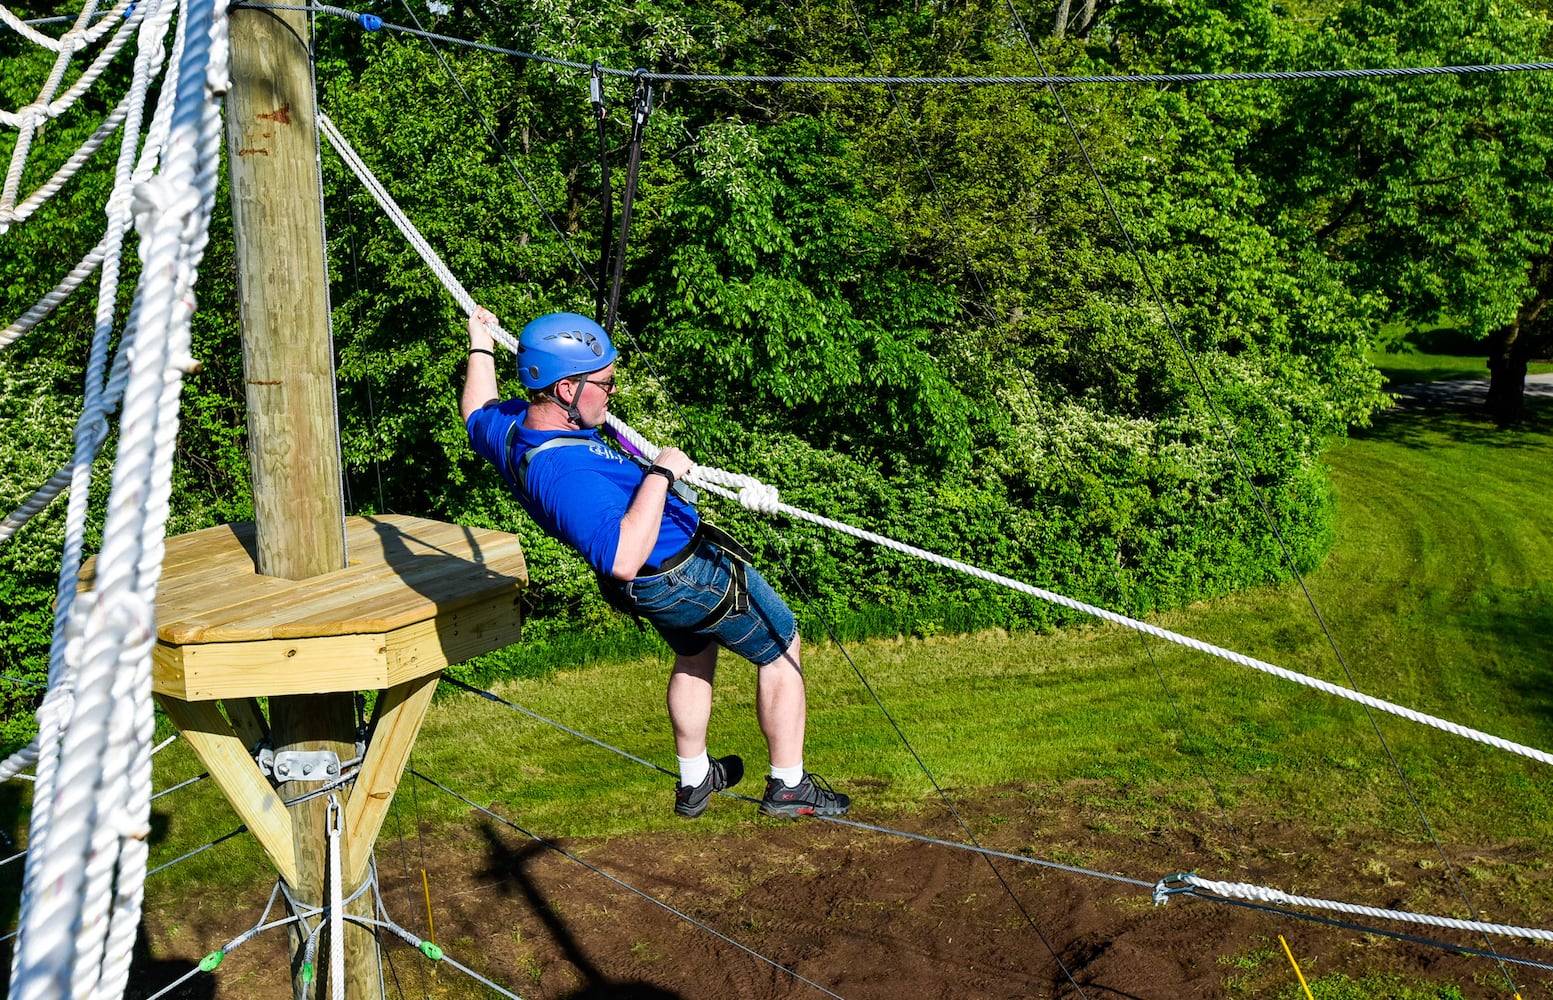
[1254,0,1553,419]
[1262,0,1553,340]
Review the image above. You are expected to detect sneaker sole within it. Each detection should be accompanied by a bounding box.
[758,802,850,818]
[676,756,745,819]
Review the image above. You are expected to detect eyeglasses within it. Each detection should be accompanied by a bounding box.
[582,375,617,394]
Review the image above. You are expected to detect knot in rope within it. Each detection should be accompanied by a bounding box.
[736,480,780,514]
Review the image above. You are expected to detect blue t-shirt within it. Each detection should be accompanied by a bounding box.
[466,399,699,576]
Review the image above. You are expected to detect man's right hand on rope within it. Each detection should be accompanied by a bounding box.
[651,446,694,482]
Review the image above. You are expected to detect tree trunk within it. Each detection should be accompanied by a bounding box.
[1075,0,1098,36]
[1486,255,1551,425]
[1052,0,1073,38]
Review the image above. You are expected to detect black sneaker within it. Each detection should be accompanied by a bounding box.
[759,772,850,818]
[674,754,744,818]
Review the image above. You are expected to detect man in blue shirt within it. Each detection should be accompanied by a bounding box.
[462,307,850,820]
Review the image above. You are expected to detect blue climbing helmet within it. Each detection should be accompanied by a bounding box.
[516,312,618,390]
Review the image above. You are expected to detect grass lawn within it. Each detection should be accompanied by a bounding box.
[1368,349,1553,386]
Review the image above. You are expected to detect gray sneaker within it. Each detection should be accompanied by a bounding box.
[674,754,744,818]
[759,771,850,818]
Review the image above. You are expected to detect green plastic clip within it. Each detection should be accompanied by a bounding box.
[198,951,224,972]
[419,941,445,962]
[301,962,315,984]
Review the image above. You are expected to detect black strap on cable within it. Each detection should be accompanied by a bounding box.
[589,62,613,324]
[602,69,653,335]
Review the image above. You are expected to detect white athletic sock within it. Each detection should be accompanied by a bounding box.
[769,763,805,787]
[678,752,710,788]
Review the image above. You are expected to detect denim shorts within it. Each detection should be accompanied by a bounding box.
[621,541,797,666]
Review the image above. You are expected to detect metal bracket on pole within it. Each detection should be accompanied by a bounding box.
[271,749,342,782]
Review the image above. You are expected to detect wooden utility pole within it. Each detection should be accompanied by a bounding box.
[224,4,375,996]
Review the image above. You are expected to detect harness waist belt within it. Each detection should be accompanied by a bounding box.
[641,521,752,576]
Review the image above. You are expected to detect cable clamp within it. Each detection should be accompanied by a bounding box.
[358,13,382,30]
[1152,872,1196,906]
[199,950,224,972]
[589,61,604,109]
[419,941,444,962]
[630,69,653,129]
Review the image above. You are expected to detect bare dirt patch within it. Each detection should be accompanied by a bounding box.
[129,784,1553,999]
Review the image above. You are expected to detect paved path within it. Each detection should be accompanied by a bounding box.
[1387,372,1553,409]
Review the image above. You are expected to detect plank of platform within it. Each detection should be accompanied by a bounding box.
[127,515,527,700]
[152,515,526,643]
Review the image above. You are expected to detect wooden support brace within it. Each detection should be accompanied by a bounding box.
[154,694,300,886]
[344,672,441,886]
[224,697,269,751]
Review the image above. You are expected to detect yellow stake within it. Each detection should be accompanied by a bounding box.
[1278,935,1315,1000]
[421,868,436,945]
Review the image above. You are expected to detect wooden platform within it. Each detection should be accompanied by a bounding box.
[83,514,528,701]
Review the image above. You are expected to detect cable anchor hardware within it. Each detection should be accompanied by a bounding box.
[628,68,654,136]
[588,61,605,117]
[255,738,275,776]
[1152,872,1196,906]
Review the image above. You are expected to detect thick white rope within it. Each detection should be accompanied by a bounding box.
[0,3,73,50]
[0,0,173,537]
[1160,873,1553,942]
[316,112,481,316]
[0,468,75,545]
[0,0,132,53]
[328,796,345,1000]
[1,3,95,213]
[0,93,132,230]
[1,237,111,349]
[8,0,227,994]
[318,93,1553,771]
[30,4,150,128]
[0,0,140,138]
[0,0,178,803]
[100,6,227,996]
[62,5,185,989]
[668,453,1553,768]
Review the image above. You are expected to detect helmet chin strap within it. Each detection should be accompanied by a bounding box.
[558,378,586,429]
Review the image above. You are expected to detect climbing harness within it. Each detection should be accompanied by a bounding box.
[601,71,652,335]
[500,430,751,632]
[589,62,612,324]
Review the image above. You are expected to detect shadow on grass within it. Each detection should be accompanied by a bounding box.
[1452,585,1553,733]
[1374,363,1489,386]
[125,920,213,1000]
[476,823,682,1000]
[1353,399,1553,450]
[0,790,190,998]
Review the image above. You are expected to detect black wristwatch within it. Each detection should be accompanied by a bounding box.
[644,464,677,486]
